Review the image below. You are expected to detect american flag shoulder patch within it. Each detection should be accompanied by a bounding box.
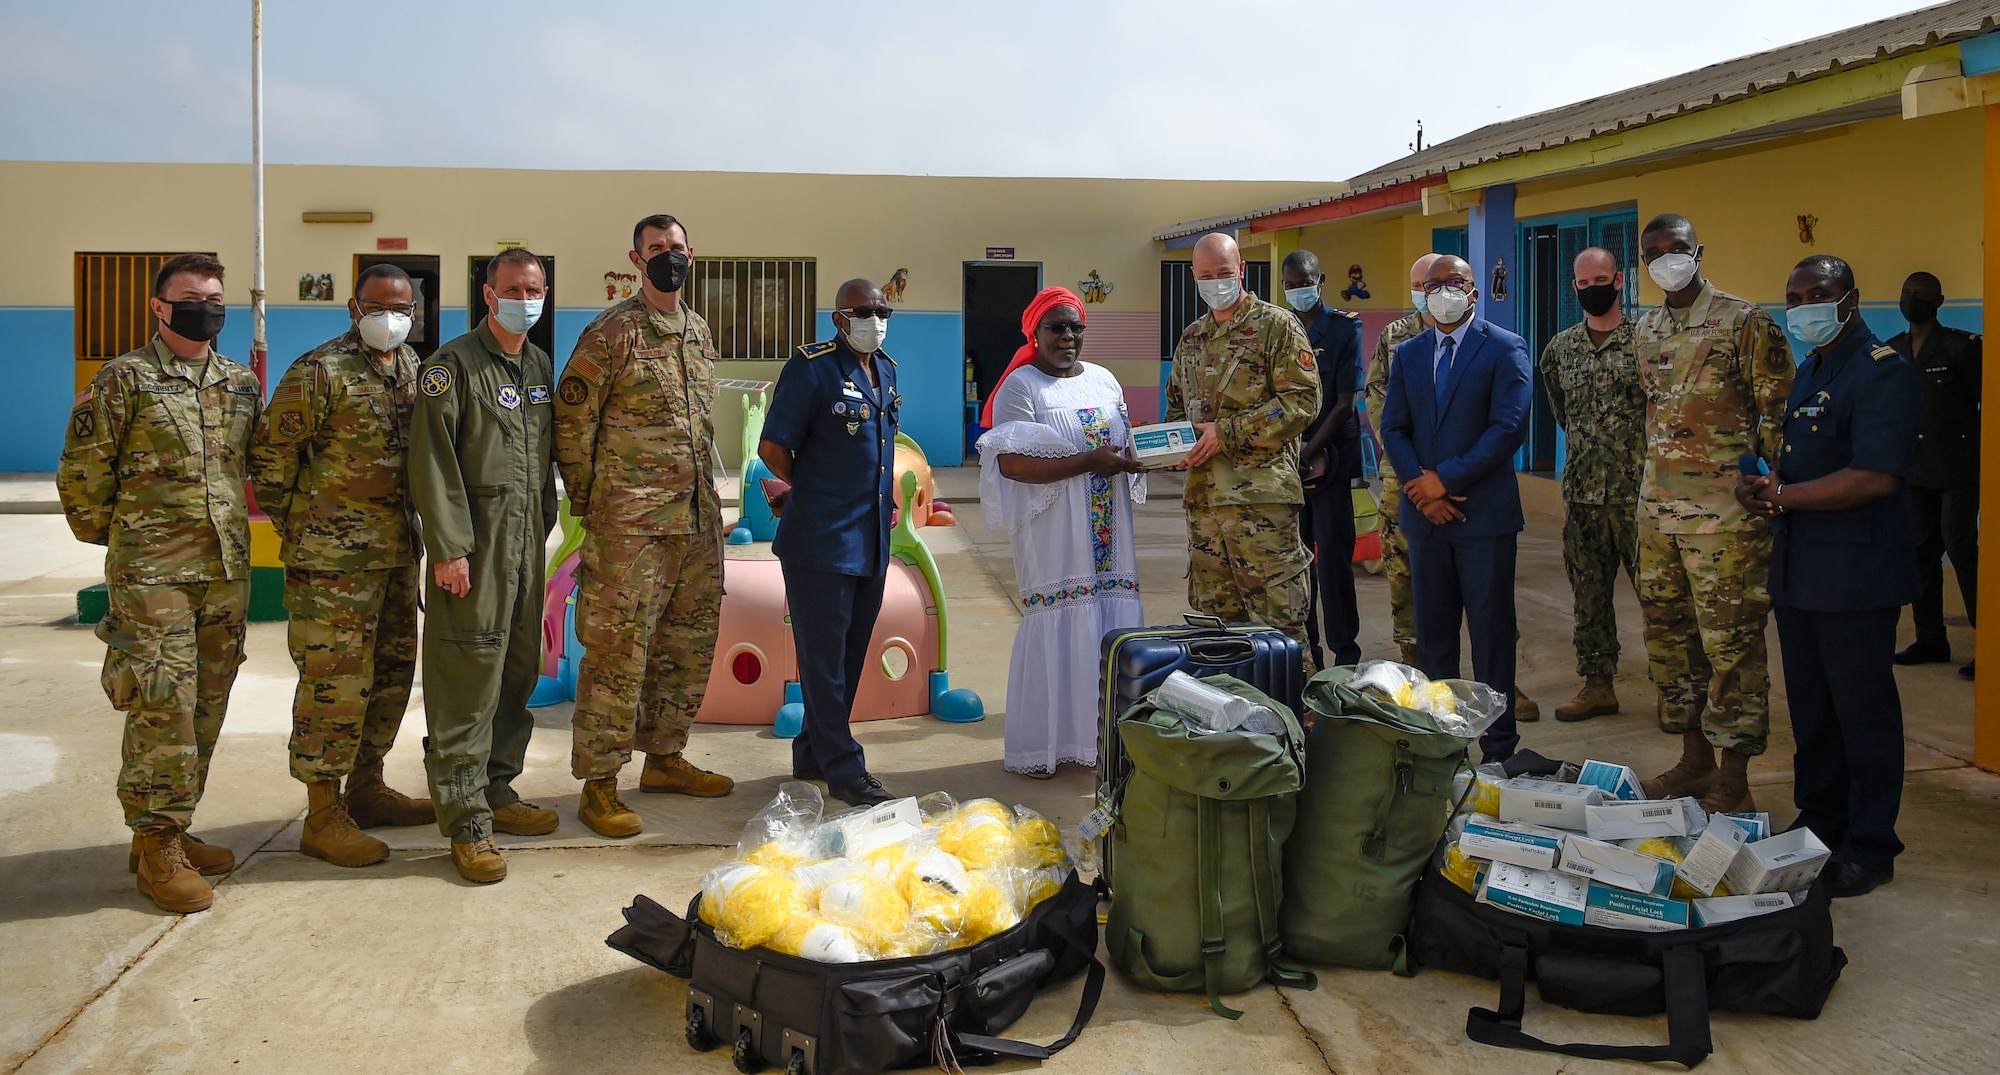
[74,385,94,406]
[271,382,305,403]
[566,352,605,382]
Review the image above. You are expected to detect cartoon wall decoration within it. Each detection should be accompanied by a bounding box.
[298,273,334,301]
[1490,257,1509,303]
[1797,214,1818,245]
[603,270,638,302]
[1339,263,1369,301]
[1079,269,1114,303]
[883,268,910,304]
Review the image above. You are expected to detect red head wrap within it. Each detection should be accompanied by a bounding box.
[981,286,1087,428]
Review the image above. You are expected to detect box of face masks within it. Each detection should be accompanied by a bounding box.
[1459,815,1567,871]
[1692,893,1795,927]
[1673,819,1749,897]
[1576,760,1644,802]
[1717,811,1772,842]
[1584,885,1691,932]
[1585,798,1694,841]
[1558,835,1677,896]
[1722,828,1830,895]
[1130,422,1198,467]
[1497,778,1604,831]
[1477,863,1589,926]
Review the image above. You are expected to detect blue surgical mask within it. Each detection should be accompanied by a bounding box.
[1284,284,1320,312]
[495,297,543,335]
[1410,288,1429,316]
[1786,292,1851,349]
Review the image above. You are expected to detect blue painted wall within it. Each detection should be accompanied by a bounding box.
[6,307,77,473]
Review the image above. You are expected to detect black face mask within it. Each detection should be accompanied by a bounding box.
[162,299,227,342]
[1576,282,1621,318]
[1899,295,1940,324]
[644,249,691,293]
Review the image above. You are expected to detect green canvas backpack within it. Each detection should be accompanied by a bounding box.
[1279,666,1474,971]
[1104,675,1317,1017]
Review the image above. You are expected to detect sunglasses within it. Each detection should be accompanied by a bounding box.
[838,306,895,320]
[1042,322,1085,337]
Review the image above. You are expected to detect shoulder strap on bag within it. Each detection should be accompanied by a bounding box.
[1464,941,1713,1068]
[1247,798,1317,996]
[951,897,1107,1062]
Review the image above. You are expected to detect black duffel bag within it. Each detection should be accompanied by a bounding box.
[608,870,1104,1075]
[1410,856,1846,1068]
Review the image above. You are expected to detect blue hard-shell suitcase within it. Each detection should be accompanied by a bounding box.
[1095,615,1304,879]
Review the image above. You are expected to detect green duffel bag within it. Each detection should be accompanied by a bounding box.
[1279,666,1476,971]
[1105,675,1317,1018]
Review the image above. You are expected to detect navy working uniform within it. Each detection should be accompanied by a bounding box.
[763,337,900,792]
[1769,328,1921,876]
[1297,304,1365,667]
[1886,322,1981,662]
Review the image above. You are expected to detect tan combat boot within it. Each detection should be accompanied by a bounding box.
[491,800,559,836]
[135,829,214,914]
[1514,688,1541,723]
[639,752,735,797]
[1398,642,1421,667]
[451,836,507,883]
[1700,749,1756,814]
[1555,676,1620,722]
[128,832,234,876]
[344,758,436,828]
[1642,730,1719,800]
[578,777,644,838]
[301,779,389,868]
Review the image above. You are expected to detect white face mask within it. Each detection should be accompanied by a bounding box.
[844,315,887,353]
[1196,275,1242,312]
[1425,286,1473,325]
[356,310,412,352]
[1647,252,1700,293]
[494,297,543,335]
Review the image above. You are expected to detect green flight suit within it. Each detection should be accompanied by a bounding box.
[407,321,559,841]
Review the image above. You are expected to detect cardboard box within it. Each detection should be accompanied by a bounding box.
[837,797,923,857]
[1130,422,1198,467]
[1497,778,1604,831]
[1577,760,1644,802]
[1692,893,1795,926]
[1459,815,1567,871]
[1558,835,1677,896]
[1717,811,1772,842]
[1585,798,1691,841]
[1674,819,1749,897]
[1722,828,1830,895]
[1477,862,1589,926]
[1584,884,1691,932]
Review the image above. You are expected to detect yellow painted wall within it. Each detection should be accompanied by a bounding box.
[0,161,1325,313]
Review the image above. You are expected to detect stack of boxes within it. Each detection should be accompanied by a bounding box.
[1447,760,1829,931]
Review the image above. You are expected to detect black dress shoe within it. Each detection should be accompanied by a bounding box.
[829,773,893,807]
[1961,660,1976,680]
[1829,861,1893,898]
[1893,642,1953,665]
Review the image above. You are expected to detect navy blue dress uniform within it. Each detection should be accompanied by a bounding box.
[1769,328,1921,883]
[1297,304,1365,667]
[763,336,900,797]
[1886,322,1982,666]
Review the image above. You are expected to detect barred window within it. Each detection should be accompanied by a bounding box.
[75,252,201,360]
[690,258,817,360]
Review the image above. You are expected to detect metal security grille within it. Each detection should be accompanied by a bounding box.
[74,253,196,360]
[1158,259,1271,359]
[690,258,816,360]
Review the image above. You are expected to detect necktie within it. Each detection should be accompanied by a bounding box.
[1434,336,1456,407]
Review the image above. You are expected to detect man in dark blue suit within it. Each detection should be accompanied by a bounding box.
[1379,255,1533,760]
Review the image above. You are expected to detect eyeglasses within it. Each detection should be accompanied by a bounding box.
[1041,322,1085,337]
[359,302,418,317]
[1422,278,1473,294]
[838,306,895,320]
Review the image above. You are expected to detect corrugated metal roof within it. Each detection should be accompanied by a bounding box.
[1157,0,2000,240]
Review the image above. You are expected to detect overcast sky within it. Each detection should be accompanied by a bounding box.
[0,0,1933,181]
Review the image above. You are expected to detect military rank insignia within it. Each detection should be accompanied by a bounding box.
[275,409,306,440]
[558,377,589,406]
[846,421,860,436]
[527,384,551,404]
[497,384,521,409]
[420,366,452,397]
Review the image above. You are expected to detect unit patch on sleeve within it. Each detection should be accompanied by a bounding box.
[420,366,453,397]
[71,409,95,441]
[275,409,307,440]
[558,376,590,406]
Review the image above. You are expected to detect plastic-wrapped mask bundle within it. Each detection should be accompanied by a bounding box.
[899,848,973,935]
[818,871,912,950]
[1012,807,1065,870]
[959,870,1027,943]
[1151,670,1280,735]
[769,914,866,963]
[700,862,810,951]
[940,803,1022,870]
[737,781,825,865]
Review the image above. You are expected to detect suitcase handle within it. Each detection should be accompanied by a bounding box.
[1184,636,1257,667]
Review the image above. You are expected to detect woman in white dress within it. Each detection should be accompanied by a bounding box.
[977,287,1147,777]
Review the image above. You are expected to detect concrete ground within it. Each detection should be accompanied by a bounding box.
[0,469,1991,1074]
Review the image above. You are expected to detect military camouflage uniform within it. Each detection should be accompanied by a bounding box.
[1633,283,1794,754]
[1365,311,1426,649]
[249,329,420,784]
[58,337,261,833]
[1541,319,1644,678]
[554,296,724,780]
[1166,294,1320,650]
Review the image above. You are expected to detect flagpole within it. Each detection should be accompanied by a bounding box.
[250,0,267,391]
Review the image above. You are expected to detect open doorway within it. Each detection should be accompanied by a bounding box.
[354,253,441,359]
[468,254,557,358]
[963,261,1042,425]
